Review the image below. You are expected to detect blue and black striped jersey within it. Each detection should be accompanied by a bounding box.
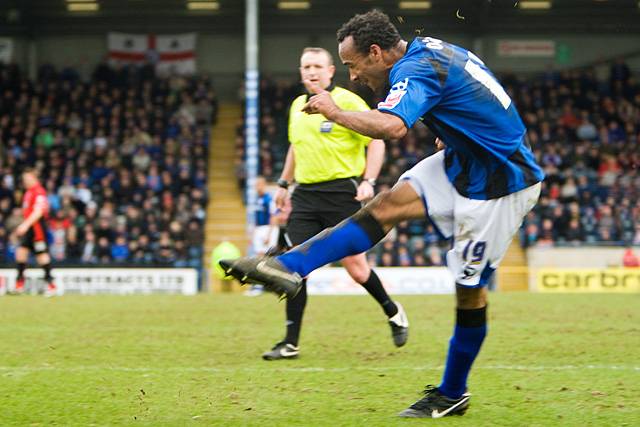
[378,37,544,200]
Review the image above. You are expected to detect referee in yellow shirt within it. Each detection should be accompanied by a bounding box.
[262,47,409,361]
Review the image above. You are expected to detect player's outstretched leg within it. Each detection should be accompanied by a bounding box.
[219,182,424,299]
[219,206,391,298]
[219,210,386,299]
[399,286,487,418]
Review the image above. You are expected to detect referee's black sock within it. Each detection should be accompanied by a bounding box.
[359,270,398,318]
[17,262,26,280]
[284,279,307,347]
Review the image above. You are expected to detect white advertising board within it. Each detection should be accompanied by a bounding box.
[306,267,455,295]
[0,268,198,296]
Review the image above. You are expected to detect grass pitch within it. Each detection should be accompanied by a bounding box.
[0,292,638,426]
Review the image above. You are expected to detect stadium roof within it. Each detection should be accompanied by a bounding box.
[1,0,640,36]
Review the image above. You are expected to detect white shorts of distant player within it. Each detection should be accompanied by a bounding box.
[400,150,541,288]
[252,225,279,255]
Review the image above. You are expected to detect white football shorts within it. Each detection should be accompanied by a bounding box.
[399,150,541,287]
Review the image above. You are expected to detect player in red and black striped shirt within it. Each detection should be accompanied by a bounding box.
[13,168,57,296]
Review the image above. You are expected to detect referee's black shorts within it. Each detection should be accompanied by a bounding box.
[287,177,362,246]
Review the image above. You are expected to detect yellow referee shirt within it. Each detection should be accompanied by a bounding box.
[288,86,372,184]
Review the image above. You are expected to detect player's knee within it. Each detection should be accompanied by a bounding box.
[363,180,424,228]
[351,268,371,283]
[361,190,388,214]
[456,285,487,309]
[351,269,370,284]
[15,248,28,262]
[344,257,371,283]
[362,190,398,229]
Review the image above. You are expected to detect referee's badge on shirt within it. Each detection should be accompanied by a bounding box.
[320,121,334,133]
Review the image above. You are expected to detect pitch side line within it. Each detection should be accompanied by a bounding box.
[0,365,638,373]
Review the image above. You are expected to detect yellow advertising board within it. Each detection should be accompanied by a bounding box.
[536,268,640,293]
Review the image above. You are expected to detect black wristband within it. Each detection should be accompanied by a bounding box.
[277,178,289,189]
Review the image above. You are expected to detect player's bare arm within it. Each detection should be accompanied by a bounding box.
[302,80,407,140]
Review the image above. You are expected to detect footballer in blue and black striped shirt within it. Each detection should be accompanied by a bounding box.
[220,9,544,419]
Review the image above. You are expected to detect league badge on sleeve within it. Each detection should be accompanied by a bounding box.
[378,78,409,110]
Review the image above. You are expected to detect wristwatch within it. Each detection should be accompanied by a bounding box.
[365,178,377,186]
[277,178,290,189]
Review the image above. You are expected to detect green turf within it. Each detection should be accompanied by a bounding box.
[0,292,638,426]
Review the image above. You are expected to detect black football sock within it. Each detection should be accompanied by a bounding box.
[17,262,26,281]
[284,279,307,347]
[359,269,398,318]
[42,263,53,283]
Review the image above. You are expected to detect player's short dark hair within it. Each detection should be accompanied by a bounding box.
[337,10,402,55]
[22,167,38,177]
[301,47,334,65]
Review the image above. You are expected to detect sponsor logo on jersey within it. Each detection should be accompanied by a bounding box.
[378,78,409,109]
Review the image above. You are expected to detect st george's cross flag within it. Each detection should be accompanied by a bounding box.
[107,32,197,75]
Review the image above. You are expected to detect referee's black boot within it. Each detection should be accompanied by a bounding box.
[219,256,303,300]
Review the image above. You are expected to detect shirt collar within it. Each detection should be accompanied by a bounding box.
[305,81,335,101]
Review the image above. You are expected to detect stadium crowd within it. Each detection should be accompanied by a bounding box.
[0,61,218,267]
[510,62,640,247]
[237,59,639,266]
